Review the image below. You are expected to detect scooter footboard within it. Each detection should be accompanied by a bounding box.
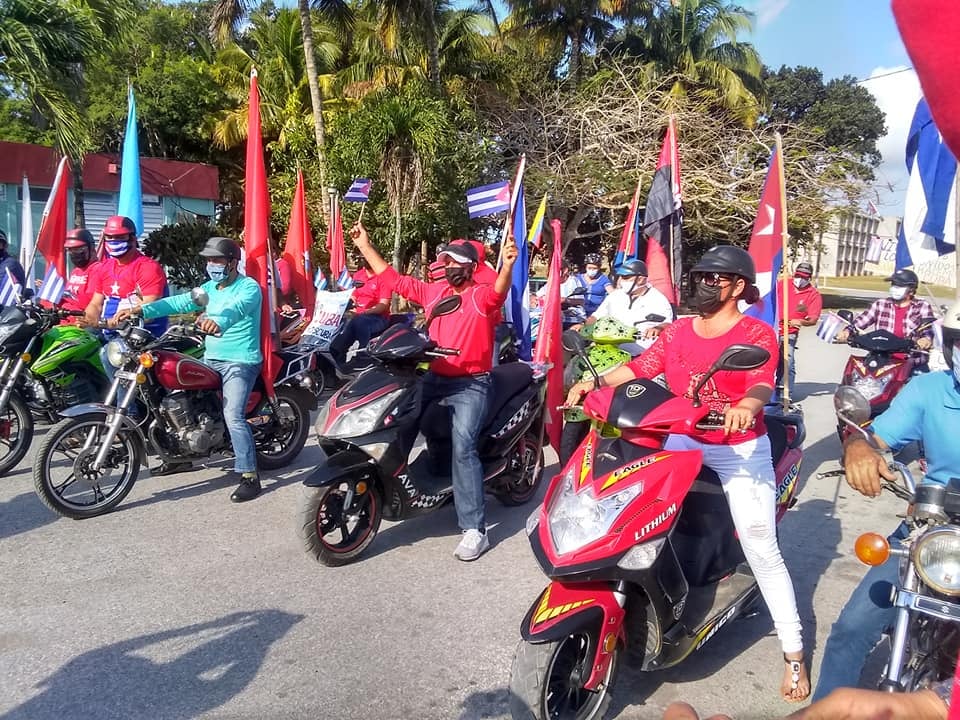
[520,581,625,691]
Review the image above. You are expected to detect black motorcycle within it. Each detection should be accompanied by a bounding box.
[298,296,549,566]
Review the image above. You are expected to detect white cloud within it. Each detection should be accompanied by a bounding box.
[755,0,790,28]
[859,66,922,213]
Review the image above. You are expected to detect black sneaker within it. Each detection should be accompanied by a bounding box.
[150,461,193,477]
[230,473,261,503]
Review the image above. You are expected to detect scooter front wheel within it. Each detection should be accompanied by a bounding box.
[298,482,382,566]
[509,635,618,720]
[0,391,33,476]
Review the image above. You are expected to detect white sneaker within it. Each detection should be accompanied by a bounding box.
[454,529,490,561]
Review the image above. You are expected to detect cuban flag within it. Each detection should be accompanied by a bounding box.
[895,98,957,270]
[0,268,22,306]
[865,236,883,264]
[816,313,845,343]
[337,267,354,290]
[614,180,642,269]
[314,269,328,291]
[466,180,511,218]
[344,178,371,203]
[745,143,786,330]
[37,264,65,304]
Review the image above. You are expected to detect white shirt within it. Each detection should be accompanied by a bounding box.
[593,285,673,351]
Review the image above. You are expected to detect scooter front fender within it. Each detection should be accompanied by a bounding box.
[302,448,375,488]
[520,581,625,691]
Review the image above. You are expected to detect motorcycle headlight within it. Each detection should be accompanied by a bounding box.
[106,339,130,368]
[851,375,891,401]
[547,468,642,556]
[913,526,960,597]
[320,389,404,439]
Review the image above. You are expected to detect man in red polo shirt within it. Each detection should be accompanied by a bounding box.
[329,254,393,365]
[61,228,101,317]
[776,261,822,400]
[350,220,517,562]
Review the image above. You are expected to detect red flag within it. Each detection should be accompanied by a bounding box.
[243,69,281,398]
[533,219,564,454]
[643,117,682,304]
[35,156,70,284]
[283,170,316,320]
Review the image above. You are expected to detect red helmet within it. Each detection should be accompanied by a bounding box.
[102,215,137,238]
[65,227,95,249]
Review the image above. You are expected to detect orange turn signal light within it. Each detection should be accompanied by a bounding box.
[855,533,890,566]
[21,352,31,363]
[139,353,155,368]
[603,633,618,653]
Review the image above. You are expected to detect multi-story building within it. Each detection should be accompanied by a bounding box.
[814,210,881,277]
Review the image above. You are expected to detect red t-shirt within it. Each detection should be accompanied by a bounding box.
[89,253,167,317]
[351,267,391,316]
[779,278,823,336]
[61,260,102,314]
[627,315,778,444]
[275,257,293,296]
[380,266,506,376]
[893,303,909,338]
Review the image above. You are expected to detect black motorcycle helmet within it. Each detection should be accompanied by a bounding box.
[199,236,242,262]
[615,259,648,277]
[690,245,759,304]
[886,268,919,289]
[583,252,603,268]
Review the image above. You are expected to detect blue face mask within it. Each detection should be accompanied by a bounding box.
[206,262,228,282]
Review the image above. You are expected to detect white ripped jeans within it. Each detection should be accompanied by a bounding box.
[665,432,803,654]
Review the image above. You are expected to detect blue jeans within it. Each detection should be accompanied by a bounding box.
[421,372,492,532]
[775,333,799,401]
[206,359,261,474]
[329,313,390,364]
[812,521,908,699]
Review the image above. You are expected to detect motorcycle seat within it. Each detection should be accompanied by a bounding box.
[420,363,534,439]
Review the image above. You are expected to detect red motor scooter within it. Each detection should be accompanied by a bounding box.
[509,333,805,720]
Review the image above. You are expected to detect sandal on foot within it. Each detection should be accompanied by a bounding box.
[782,654,810,703]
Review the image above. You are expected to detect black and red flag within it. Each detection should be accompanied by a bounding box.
[642,116,682,304]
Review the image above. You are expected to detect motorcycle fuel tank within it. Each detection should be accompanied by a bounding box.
[32,325,103,375]
[153,350,221,390]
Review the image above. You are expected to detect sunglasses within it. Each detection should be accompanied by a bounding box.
[694,272,737,287]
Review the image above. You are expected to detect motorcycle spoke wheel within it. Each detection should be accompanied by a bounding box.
[509,635,617,720]
[299,483,382,567]
[33,415,141,520]
[0,392,33,476]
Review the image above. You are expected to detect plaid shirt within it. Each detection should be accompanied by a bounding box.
[853,297,936,340]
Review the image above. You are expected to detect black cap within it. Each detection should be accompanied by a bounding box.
[199,236,242,261]
[886,268,919,288]
[615,259,648,277]
[691,245,756,284]
[795,262,814,275]
[437,240,478,264]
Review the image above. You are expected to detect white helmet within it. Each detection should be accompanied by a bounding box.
[942,300,960,370]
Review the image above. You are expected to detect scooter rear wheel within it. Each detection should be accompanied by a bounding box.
[495,433,545,507]
[0,391,32,476]
[509,635,618,720]
[298,482,382,566]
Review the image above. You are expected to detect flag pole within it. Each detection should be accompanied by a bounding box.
[499,154,527,255]
[776,132,791,412]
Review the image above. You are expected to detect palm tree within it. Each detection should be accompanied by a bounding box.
[374,0,446,92]
[506,0,652,88]
[635,0,764,122]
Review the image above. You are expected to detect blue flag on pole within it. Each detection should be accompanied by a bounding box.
[118,85,143,235]
[896,98,957,269]
[506,183,531,360]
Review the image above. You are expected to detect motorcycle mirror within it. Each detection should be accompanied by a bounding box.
[561,329,588,354]
[838,309,854,323]
[568,287,587,297]
[426,295,461,327]
[834,385,871,426]
[691,344,770,408]
[191,288,210,308]
[644,313,666,323]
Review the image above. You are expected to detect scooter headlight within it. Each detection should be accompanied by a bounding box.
[913,526,960,597]
[106,339,130,368]
[546,468,642,556]
[319,389,404,440]
[851,374,891,401]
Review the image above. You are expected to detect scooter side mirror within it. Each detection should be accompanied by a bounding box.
[191,288,210,308]
[691,344,770,407]
[838,309,854,323]
[561,329,588,354]
[644,313,666,324]
[834,385,871,426]
[568,287,587,297]
[426,295,461,328]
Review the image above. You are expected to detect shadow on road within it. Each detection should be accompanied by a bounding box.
[0,610,303,720]
[0,491,57,541]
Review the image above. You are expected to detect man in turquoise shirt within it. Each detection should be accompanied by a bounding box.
[118,237,264,503]
[813,299,960,699]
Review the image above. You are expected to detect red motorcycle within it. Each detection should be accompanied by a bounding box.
[508,333,805,720]
[835,310,932,443]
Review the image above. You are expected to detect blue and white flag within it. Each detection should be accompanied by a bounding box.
[816,313,845,343]
[314,269,328,291]
[466,181,511,219]
[337,267,354,290]
[896,98,957,269]
[37,264,65,304]
[344,178,371,202]
[505,182,531,360]
[117,85,143,235]
[0,268,21,306]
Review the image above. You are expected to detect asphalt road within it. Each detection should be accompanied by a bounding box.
[0,327,910,720]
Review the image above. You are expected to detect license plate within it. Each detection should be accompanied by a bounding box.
[116,370,139,381]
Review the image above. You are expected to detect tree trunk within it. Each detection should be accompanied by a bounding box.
[299,0,330,227]
[424,3,442,92]
[71,155,86,228]
[392,203,402,271]
[421,237,428,279]
[483,0,501,39]
[562,204,592,253]
[569,31,582,90]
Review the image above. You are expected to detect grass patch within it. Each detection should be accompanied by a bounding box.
[820,275,954,298]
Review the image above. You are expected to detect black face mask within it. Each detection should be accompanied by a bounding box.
[689,282,726,316]
[445,266,471,287]
[68,248,92,269]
